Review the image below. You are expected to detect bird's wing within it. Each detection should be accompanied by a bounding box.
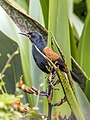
[43,47,59,61]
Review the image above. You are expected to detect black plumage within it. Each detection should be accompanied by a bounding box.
[19,32,81,84]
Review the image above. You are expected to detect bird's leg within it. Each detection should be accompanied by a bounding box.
[45,84,52,97]
[51,73,57,79]
[47,72,59,91]
[46,72,59,98]
[50,72,60,86]
[47,73,58,90]
[51,73,57,84]
[47,72,53,86]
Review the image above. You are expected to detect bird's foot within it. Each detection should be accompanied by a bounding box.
[47,73,59,91]
[51,73,57,79]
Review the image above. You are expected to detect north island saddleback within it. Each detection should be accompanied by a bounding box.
[19,32,81,84]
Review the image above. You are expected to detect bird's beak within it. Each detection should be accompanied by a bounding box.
[19,32,31,39]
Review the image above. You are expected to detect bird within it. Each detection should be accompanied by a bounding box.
[19,31,81,84]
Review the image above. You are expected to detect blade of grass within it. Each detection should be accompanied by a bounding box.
[86,0,90,13]
[14,0,29,13]
[74,83,90,120]
[78,13,90,100]
[48,0,71,68]
[11,0,29,13]
[40,0,49,29]
[72,13,84,38]
[29,0,44,27]
[69,23,78,62]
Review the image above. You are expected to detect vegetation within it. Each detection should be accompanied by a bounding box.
[0,0,90,120]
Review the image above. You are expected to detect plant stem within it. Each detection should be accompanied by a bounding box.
[48,102,52,120]
[0,50,19,76]
[0,50,19,93]
[0,77,7,93]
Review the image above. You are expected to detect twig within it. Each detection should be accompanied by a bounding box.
[19,75,53,119]
[0,77,7,93]
[12,100,48,119]
[0,50,19,93]
[35,84,42,108]
[0,50,19,77]
[47,79,53,120]
[19,76,48,96]
[52,96,66,107]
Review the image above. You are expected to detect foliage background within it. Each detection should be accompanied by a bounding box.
[0,0,90,119]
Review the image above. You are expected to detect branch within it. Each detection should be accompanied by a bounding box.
[0,50,19,77]
[52,96,66,107]
[12,100,47,119]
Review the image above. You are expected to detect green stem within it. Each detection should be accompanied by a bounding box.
[0,77,7,93]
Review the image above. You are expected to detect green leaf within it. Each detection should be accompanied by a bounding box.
[0,0,48,41]
[74,83,90,120]
[72,13,84,38]
[11,0,29,13]
[56,68,85,120]
[71,57,87,90]
[40,0,49,29]
[86,0,90,13]
[73,0,81,3]
[29,0,45,27]
[78,13,90,100]
[0,93,18,104]
[48,0,71,68]
[47,0,72,117]
[69,23,78,62]
[0,6,34,107]
[0,31,21,94]
[14,0,29,13]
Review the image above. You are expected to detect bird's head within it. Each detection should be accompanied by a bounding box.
[19,31,46,50]
[19,32,43,44]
